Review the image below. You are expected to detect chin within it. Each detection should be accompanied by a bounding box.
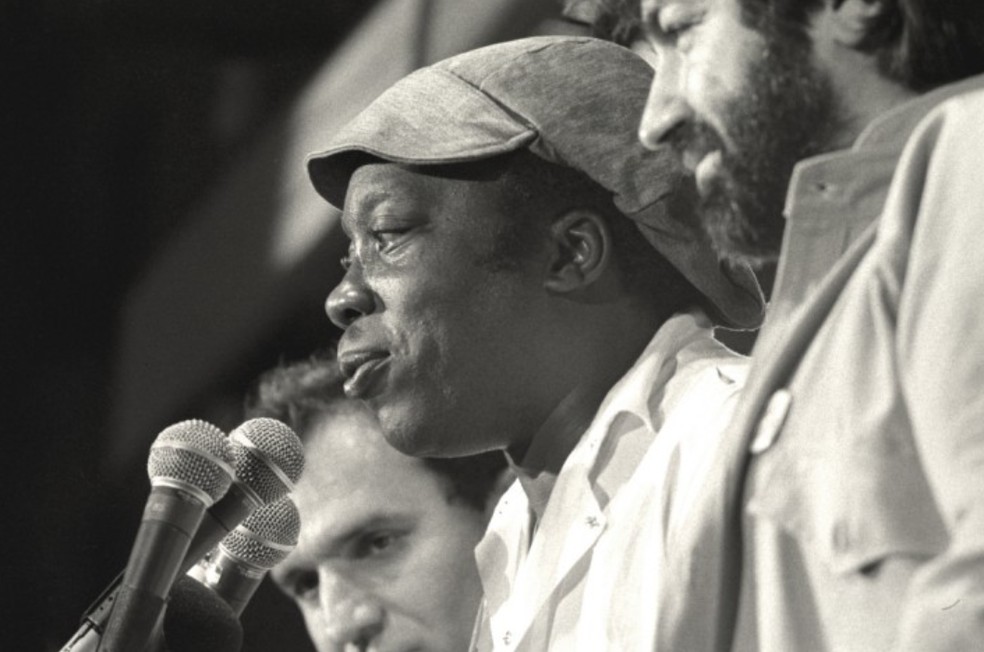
[704,216,783,268]
[375,404,443,457]
[696,171,787,267]
[378,419,427,456]
[377,393,504,458]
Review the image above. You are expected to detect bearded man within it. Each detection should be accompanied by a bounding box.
[583,0,984,650]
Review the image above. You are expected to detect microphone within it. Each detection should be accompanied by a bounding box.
[152,576,244,652]
[98,420,236,652]
[188,496,301,616]
[183,418,304,565]
[62,418,304,652]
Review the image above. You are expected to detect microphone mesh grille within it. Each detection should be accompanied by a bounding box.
[220,497,301,569]
[147,420,234,502]
[230,418,305,503]
[164,576,243,652]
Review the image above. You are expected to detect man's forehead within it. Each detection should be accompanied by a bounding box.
[344,163,413,209]
[340,163,427,228]
[341,158,511,232]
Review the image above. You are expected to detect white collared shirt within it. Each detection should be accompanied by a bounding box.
[472,311,749,651]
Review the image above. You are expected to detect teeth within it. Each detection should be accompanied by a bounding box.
[341,359,360,379]
[695,151,723,198]
[338,352,387,397]
[340,352,375,378]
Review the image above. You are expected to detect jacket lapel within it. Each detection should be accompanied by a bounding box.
[658,220,879,651]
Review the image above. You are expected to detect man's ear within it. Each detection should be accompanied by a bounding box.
[542,209,613,294]
[483,466,516,522]
[819,0,892,48]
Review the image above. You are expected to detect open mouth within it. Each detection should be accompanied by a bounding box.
[337,349,390,399]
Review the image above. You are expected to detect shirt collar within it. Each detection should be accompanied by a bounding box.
[507,372,619,524]
[786,72,984,223]
[590,309,718,438]
[856,72,984,150]
[507,310,719,523]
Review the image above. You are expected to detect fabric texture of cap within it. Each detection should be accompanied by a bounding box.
[307,36,764,329]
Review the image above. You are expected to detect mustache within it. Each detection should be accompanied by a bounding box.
[662,118,728,165]
[655,113,785,267]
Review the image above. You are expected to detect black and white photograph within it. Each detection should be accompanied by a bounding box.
[6,1,983,650]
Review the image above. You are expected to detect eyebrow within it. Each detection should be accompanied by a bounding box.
[270,510,414,591]
[340,186,418,237]
[309,511,415,558]
[346,186,391,214]
[339,186,382,233]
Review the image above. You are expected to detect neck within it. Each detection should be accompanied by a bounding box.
[505,306,662,520]
[811,25,918,148]
[506,379,612,524]
[507,380,608,474]
[834,69,917,148]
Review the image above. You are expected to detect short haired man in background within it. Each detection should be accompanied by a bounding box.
[311,37,763,650]
[248,355,509,652]
[585,0,984,649]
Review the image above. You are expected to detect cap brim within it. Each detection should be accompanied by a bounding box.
[307,68,537,209]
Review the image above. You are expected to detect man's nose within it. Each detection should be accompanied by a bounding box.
[638,54,693,150]
[326,270,374,330]
[317,568,385,649]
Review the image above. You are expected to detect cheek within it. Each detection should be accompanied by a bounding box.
[384,270,526,360]
[299,605,329,650]
[685,24,760,138]
[409,517,486,615]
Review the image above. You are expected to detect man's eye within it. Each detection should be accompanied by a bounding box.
[370,228,410,251]
[353,531,403,559]
[287,572,319,603]
[660,20,692,41]
[657,6,702,42]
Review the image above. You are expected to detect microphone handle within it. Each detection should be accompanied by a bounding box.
[62,482,258,651]
[98,486,207,652]
[183,482,257,565]
[189,548,267,617]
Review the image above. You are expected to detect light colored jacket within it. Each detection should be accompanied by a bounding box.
[658,75,984,652]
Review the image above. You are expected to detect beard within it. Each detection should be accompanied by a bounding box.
[669,27,844,267]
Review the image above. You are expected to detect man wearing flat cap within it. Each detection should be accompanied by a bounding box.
[307,36,763,651]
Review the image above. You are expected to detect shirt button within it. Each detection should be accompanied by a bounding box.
[750,389,792,454]
[585,515,600,528]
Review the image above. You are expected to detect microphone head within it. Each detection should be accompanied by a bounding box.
[148,420,235,504]
[163,575,244,652]
[219,496,301,570]
[228,418,304,505]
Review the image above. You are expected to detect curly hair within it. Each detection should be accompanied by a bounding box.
[563,0,644,46]
[738,0,984,91]
[570,0,984,92]
[245,352,507,513]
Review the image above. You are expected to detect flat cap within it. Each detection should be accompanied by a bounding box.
[307,36,764,329]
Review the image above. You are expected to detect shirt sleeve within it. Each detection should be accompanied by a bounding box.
[894,92,984,651]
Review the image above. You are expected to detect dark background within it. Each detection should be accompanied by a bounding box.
[3,2,375,648]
